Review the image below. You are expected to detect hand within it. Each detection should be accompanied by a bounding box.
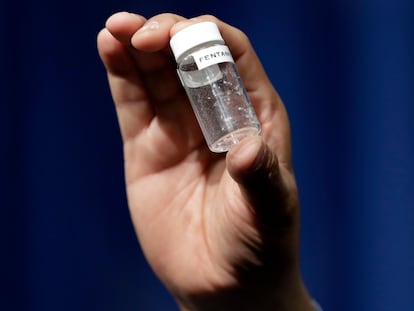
[97,12,314,311]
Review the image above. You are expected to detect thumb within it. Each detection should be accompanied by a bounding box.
[226,136,298,232]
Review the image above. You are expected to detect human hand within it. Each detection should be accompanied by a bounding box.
[97,12,314,311]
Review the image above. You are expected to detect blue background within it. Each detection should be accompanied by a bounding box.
[1,0,413,310]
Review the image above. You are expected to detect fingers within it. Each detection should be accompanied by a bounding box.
[106,12,186,53]
[98,12,192,142]
[226,136,299,233]
[98,11,292,166]
[104,12,146,45]
[97,26,157,140]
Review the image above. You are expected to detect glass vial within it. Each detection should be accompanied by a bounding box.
[169,22,261,153]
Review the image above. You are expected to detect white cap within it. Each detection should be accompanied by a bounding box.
[170,21,224,61]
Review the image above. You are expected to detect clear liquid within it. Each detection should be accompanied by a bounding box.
[178,61,261,153]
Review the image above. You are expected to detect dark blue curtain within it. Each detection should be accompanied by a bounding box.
[1,0,413,310]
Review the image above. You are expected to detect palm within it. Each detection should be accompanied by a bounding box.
[124,97,259,293]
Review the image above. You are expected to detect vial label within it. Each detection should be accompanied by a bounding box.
[192,45,234,70]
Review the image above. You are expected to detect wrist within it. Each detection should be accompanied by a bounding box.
[176,274,315,311]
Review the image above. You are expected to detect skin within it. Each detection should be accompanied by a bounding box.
[97,12,315,311]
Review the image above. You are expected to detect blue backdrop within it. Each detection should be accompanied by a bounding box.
[1,0,413,310]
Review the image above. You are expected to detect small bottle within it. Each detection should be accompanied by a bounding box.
[169,21,261,153]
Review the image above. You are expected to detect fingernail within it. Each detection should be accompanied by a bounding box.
[137,20,160,33]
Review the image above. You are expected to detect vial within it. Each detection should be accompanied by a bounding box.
[169,21,261,153]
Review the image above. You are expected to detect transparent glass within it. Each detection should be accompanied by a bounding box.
[177,48,261,153]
